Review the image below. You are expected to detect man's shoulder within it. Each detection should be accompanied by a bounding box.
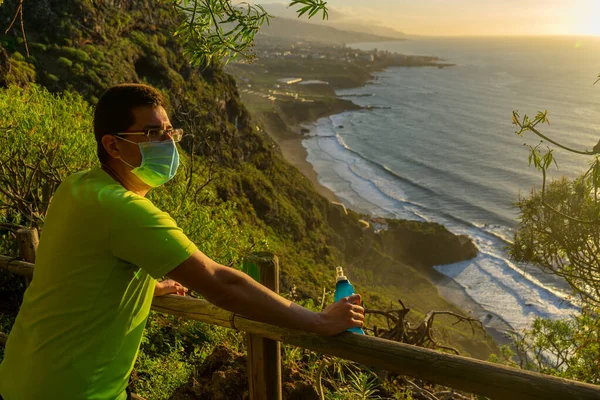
[61,166,165,222]
[65,167,150,210]
[97,184,153,215]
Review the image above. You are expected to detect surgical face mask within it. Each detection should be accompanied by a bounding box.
[116,136,180,187]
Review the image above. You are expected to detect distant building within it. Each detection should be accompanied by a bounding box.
[299,80,329,85]
[276,77,303,85]
[360,54,375,62]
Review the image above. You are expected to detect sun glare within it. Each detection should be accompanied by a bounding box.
[578,1,600,36]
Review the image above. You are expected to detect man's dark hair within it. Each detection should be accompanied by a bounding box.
[93,84,166,163]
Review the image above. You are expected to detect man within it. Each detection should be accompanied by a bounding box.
[0,84,364,400]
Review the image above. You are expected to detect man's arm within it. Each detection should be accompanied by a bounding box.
[167,250,364,336]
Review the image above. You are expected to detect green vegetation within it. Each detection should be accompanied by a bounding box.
[512,110,600,306]
[485,95,600,386]
[57,56,73,68]
[491,310,599,384]
[173,0,328,65]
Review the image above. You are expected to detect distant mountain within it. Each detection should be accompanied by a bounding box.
[261,3,405,39]
[331,23,405,39]
[257,15,400,45]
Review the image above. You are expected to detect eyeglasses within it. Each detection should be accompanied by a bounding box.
[115,128,183,143]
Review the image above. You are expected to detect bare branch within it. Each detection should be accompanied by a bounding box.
[4,0,29,56]
[401,377,440,400]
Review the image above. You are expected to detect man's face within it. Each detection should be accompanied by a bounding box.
[116,105,173,168]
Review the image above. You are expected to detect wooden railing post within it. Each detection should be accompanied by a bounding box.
[17,228,38,287]
[245,252,282,400]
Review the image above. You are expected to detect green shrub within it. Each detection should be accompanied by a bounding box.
[46,73,60,84]
[30,42,48,52]
[61,46,76,57]
[7,60,36,85]
[0,37,16,52]
[71,63,85,75]
[491,309,600,384]
[90,49,104,61]
[74,49,90,62]
[57,57,73,68]
[132,351,192,400]
[11,52,24,62]
[0,85,96,228]
[85,70,103,86]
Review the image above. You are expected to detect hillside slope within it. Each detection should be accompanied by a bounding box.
[261,3,406,39]
[256,15,398,45]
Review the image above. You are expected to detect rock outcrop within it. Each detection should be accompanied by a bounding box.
[379,219,478,268]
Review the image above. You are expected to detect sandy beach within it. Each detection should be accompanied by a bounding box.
[259,115,340,203]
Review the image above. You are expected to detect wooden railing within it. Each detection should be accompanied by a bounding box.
[1,230,600,399]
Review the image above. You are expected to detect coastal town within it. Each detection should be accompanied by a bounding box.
[251,37,444,67]
[225,37,453,119]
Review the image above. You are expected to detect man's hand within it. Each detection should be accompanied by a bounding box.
[154,279,188,297]
[315,294,365,336]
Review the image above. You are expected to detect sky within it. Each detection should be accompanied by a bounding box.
[274,0,600,36]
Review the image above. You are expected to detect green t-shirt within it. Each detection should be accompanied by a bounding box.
[0,166,197,400]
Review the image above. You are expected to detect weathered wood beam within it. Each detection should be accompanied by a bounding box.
[0,256,34,278]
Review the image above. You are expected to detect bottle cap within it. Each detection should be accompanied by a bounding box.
[336,266,348,282]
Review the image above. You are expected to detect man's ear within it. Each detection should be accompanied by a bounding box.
[101,134,121,159]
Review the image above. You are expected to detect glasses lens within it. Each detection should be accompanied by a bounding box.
[169,129,183,143]
[146,128,163,142]
[145,128,183,142]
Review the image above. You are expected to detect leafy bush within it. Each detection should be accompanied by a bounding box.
[0,85,95,227]
[57,56,73,68]
[30,42,48,52]
[45,73,59,84]
[71,62,85,75]
[490,308,600,385]
[89,49,105,62]
[10,51,24,61]
[132,350,192,400]
[60,47,77,58]
[74,49,90,62]
[5,59,36,85]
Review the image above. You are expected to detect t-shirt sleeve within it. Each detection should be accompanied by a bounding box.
[108,194,197,279]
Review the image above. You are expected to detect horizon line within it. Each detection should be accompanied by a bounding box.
[405,33,600,38]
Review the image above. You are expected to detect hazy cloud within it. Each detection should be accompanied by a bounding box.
[263,0,600,36]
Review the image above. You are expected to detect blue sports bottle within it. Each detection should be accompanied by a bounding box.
[333,266,364,334]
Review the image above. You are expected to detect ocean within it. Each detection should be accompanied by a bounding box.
[302,36,600,335]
